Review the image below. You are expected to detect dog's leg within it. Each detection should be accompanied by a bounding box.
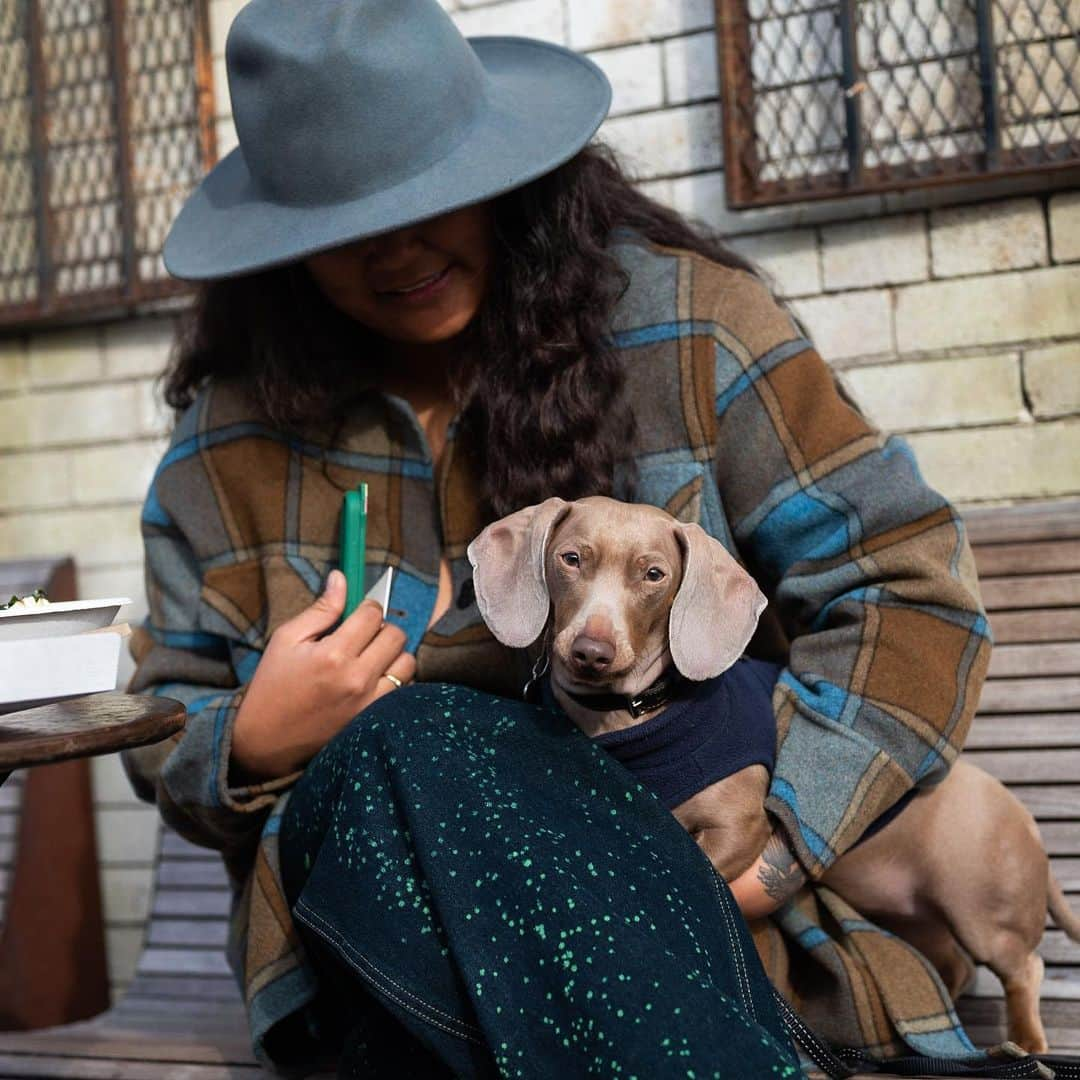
[673,765,771,883]
[998,949,1048,1055]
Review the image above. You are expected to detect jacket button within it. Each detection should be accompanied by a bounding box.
[457,577,475,609]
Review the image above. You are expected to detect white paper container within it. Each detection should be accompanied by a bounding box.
[0,632,122,711]
[0,597,131,643]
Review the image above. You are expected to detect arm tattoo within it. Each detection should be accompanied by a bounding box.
[757,831,807,904]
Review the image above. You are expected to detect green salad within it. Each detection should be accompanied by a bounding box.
[0,589,49,611]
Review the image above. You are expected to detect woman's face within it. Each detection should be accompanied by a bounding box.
[304,204,495,345]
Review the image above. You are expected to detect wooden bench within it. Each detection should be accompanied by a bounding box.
[955,500,1080,1051]
[0,502,1075,1077]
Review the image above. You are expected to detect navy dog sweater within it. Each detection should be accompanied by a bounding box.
[543,657,915,840]
[543,657,780,810]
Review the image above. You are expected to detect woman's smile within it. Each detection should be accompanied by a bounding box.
[374,264,454,303]
[304,205,494,344]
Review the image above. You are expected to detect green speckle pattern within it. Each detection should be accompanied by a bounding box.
[280,682,802,1078]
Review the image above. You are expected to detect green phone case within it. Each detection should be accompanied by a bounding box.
[339,483,368,619]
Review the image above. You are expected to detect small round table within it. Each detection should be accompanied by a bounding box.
[0,691,185,777]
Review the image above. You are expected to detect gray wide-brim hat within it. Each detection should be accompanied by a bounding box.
[163,0,612,281]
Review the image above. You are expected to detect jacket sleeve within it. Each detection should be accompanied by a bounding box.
[121,421,299,856]
[709,268,993,879]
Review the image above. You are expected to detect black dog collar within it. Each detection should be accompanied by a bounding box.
[555,668,688,719]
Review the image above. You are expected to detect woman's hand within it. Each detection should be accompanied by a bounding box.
[727,829,807,921]
[231,569,416,781]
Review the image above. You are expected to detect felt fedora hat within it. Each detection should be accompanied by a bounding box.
[162,0,612,281]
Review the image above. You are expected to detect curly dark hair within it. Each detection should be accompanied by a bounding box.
[163,144,760,519]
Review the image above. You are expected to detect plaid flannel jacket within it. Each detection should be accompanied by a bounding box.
[123,232,992,1069]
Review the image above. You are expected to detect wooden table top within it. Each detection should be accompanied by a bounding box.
[0,691,185,770]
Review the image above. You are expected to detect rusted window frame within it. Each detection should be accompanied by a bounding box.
[0,0,216,330]
[714,0,1080,208]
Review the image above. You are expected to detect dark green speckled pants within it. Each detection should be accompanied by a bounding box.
[279,681,802,1079]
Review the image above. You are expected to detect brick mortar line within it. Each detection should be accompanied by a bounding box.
[0,375,164,396]
[953,494,1080,508]
[901,415,1080,436]
[0,437,165,454]
[893,411,1080,437]
[0,501,143,516]
[0,434,167,451]
[605,93,718,121]
[815,258,1080,294]
[832,337,1080,365]
[602,100,720,123]
[584,29,716,58]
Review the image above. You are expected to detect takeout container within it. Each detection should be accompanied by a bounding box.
[0,598,131,712]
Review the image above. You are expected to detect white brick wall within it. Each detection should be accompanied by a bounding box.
[0,316,170,1000]
[821,214,929,290]
[3,0,1077,1000]
[929,198,1048,278]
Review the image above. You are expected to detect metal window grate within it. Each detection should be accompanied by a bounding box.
[715,0,1080,206]
[0,0,215,328]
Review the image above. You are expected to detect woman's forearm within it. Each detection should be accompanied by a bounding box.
[728,830,807,920]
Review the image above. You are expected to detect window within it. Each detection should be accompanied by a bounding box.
[714,0,1080,207]
[0,0,215,328]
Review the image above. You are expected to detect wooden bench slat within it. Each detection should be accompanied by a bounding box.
[1039,822,1080,855]
[985,609,1080,643]
[980,573,1080,611]
[962,747,1080,782]
[974,539,1080,578]
[111,997,246,1022]
[987,642,1080,678]
[148,921,229,949]
[104,1010,251,1038]
[976,677,1080,714]
[1006,785,1080,819]
[965,501,1080,545]
[160,833,224,860]
[124,975,242,1004]
[959,996,1080,1052]
[1049,857,1080,892]
[0,1054,265,1079]
[152,890,231,919]
[137,948,232,977]
[158,863,231,890]
[968,965,1080,999]
[1041,928,1080,964]
[966,714,1080,749]
[0,1025,257,1066]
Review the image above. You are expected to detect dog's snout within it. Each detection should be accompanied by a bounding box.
[571,634,615,672]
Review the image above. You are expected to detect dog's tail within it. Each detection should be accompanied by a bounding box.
[1048,868,1080,942]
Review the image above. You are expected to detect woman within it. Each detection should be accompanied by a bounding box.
[123,0,991,1074]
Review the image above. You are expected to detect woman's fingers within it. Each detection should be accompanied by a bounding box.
[345,620,410,694]
[331,598,392,655]
[371,652,417,701]
[282,569,347,642]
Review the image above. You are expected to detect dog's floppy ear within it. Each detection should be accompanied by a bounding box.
[669,521,767,680]
[466,497,572,648]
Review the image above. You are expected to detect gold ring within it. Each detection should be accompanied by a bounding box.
[382,673,403,689]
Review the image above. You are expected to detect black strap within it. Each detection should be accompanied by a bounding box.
[557,668,688,718]
[773,988,1080,1079]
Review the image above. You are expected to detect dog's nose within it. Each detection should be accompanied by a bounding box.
[571,634,615,671]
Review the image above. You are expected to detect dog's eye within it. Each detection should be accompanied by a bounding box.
[561,552,580,568]
[645,567,665,582]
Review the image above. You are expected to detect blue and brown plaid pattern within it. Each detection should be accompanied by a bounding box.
[123,233,991,1067]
